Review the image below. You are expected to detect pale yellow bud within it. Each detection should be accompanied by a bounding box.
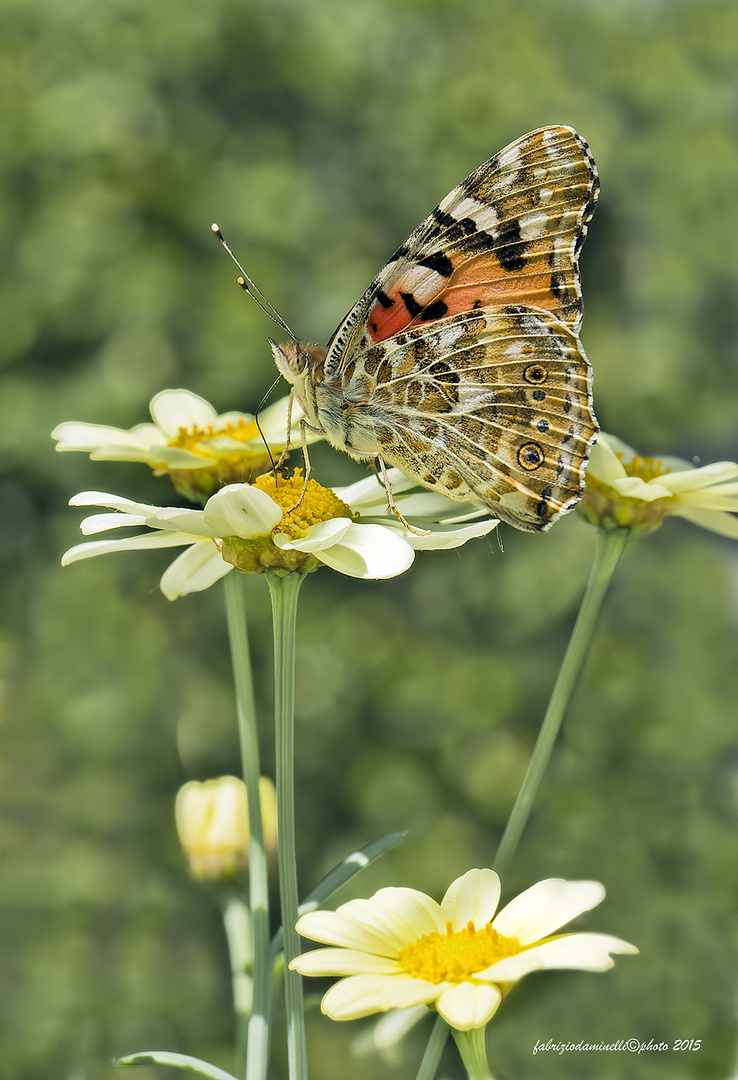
[175,775,277,881]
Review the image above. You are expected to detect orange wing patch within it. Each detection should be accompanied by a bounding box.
[361,125,598,345]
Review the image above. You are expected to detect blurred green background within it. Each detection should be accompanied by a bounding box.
[1,0,737,1077]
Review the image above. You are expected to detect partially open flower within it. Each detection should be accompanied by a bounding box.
[579,432,738,537]
[175,775,277,881]
[291,868,637,1032]
[52,389,306,501]
[61,469,498,596]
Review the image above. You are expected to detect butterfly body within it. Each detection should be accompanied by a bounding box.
[271,125,599,531]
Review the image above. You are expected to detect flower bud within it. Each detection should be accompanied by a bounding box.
[175,775,277,881]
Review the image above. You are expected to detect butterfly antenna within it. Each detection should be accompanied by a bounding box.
[211,223,296,340]
[253,375,284,470]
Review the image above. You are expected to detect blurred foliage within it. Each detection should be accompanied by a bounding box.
[1,0,737,1077]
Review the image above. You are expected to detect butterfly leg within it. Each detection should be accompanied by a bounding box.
[269,388,296,475]
[374,455,429,536]
[284,418,313,512]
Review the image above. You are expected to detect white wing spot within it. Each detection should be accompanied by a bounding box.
[519,209,548,240]
[498,145,521,168]
[451,196,499,233]
[397,265,446,303]
[539,188,554,204]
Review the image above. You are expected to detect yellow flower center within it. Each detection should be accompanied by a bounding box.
[253,470,353,539]
[161,420,283,499]
[169,419,262,456]
[397,921,522,985]
[617,452,672,483]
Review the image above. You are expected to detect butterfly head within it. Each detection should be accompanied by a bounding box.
[269,339,328,425]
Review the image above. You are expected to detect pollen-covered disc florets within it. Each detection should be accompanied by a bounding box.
[397,921,522,985]
[219,470,356,575]
[252,471,354,539]
[165,417,276,500]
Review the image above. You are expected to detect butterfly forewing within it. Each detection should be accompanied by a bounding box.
[325,125,599,371]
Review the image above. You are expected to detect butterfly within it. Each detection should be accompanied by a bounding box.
[270,125,599,531]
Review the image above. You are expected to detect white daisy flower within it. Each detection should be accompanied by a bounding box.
[580,432,738,537]
[52,389,306,499]
[61,470,498,597]
[291,868,638,1032]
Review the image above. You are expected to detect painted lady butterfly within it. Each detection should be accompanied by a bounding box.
[270,125,599,531]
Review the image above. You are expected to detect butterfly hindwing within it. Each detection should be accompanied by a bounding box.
[329,305,596,531]
[324,125,599,375]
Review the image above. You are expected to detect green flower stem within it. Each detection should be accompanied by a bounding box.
[415,1015,449,1080]
[266,570,307,1080]
[452,1027,495,1080]
[493,526,628,878]
[223,572,270,1080]
[221,895,254,1074]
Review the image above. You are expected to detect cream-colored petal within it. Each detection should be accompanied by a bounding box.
[435,982,501,1031]
[159,540,232,600]
[69,491,161,515]
[337,470,416,511]
[672,489,738,512]
[61,530,196,565]
[274,518,352,552]
[476,932,638,982]
[355,1005,429,1053]
[203,484,283,539]
[79,512,148,534]
[659,461,738,493]
[90,445,161,463]
[596,432,637,464]
[675,505,738,538]
[295,909,406,957]
[256,395,304,436]
[369,887,447,938]
[492,879,605,944]
[52,421,164,452]
[290,948,400,977]
[609,476,672,502]
[150,389,219,437]
[316,524,414,579]
[586,436,629,483]
[405,518,498,550]
[441,869,501,931]
[392,491,484,519]
[321,974,443,1020]
[148,445,217,469]
[145,506,215,536]
[336,892,442,953]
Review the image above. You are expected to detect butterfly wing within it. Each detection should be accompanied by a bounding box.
[329,305,597,531]
[324,125,599,374]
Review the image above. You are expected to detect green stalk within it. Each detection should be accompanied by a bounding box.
[266,570,307,1080]
[493,527,628,877]
[415,1015,449,1080]
[452,1028,495,1080]
[223,572,271,1080]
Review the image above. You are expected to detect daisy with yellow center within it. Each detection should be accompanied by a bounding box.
[61,468,498,595]
[52,388,308,500]
[579,432,738,537]
[291,868,637,1032]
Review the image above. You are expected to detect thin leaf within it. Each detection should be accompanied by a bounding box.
[116,1050,239,1080]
